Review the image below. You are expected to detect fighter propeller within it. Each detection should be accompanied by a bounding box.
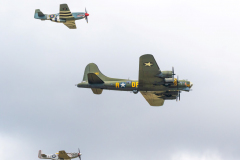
[176,75,181,101]
[78,148,82,160]
[85,8,89,23]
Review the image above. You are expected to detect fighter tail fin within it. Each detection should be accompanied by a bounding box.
[38,150,42,159]
[34,9,46,19]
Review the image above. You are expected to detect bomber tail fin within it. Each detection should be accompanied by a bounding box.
[88,73,104,94]
[82,63,127,82]
[87,73,104,84]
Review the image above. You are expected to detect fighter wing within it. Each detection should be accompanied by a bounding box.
[140,91,165,106]
[63,21,77,29]
[59,4,74,19]
[58,150,70,159]
[138,54,163,90]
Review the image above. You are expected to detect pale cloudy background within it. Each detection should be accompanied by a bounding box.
[0,0,240,160]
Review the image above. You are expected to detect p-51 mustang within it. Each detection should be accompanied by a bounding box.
[38,149,82,160]
[77,54,193,106]
[34,4,89,29]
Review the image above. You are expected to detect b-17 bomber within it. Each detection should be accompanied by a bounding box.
[77,54,193,106]
[34,4,89,29]
[38,149,82,160]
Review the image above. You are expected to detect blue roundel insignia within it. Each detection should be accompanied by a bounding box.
[120,82,126,88]
[52,154,56,158]
[50,14,55,18]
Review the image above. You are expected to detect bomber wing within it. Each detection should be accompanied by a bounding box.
[138,54,163,90]
[58,150,70,159]
[139,54,174,106]
[141,90,179,106]
[140,91,165,106]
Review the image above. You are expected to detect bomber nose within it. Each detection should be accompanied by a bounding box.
[85,13,89,17]
[190,82,193,88]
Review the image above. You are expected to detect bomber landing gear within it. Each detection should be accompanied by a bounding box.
[133,90,138,94]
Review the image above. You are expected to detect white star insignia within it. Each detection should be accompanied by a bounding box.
[144,62,153,67]
[120,83,126,87]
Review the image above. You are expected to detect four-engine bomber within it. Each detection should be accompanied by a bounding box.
[77,54,193,106]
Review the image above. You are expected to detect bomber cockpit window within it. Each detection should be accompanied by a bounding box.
[126,81,131,84]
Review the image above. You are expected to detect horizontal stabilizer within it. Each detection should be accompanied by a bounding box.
[41,154,47,158]
[88,73,104,84]
[91,88,103,94]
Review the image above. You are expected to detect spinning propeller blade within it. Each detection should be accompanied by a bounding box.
[85,8,89,23]
[179,91,180,101]
[177,75,179,90]
[78,148,81,160]
[172,66,175,81]
[176,91,181,101]
[172,67,175,76]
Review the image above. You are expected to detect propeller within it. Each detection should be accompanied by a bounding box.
[172,67,175,81]
[176,75,180,102]
[172,67,175,76]
[78,148,82,160]
[178,91,180,101]
[177,75,179,90]
[176,91,181,101]
[85,8,89,23]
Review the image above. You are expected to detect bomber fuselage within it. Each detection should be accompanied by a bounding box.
[77,79,193,92]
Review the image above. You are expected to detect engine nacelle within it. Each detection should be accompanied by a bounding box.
[164,78,174,83]
[163,97,177,100]
[157,71,173,78]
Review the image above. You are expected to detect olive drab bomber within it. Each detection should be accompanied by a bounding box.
[77,54,193,106]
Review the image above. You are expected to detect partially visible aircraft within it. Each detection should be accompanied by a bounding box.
[38,149,82,160]
[34,4,89,29]
[76,54,193,106]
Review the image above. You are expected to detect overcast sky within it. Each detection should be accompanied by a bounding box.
[0,0,240,160]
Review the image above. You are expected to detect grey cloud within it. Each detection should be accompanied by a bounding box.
[0,0,240,160]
